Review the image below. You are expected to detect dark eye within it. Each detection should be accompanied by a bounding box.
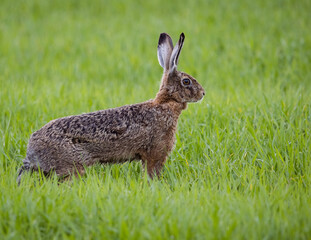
[182,78,191,86]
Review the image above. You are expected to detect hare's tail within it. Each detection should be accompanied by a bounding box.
[17,159,31,186]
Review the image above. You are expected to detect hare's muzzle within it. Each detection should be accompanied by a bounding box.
[199,89,205,100]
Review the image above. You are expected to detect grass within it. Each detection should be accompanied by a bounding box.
[1,0,311,239]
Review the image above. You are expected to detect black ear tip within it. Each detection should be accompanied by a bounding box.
[159,33,168,45]
[180,32,185,39]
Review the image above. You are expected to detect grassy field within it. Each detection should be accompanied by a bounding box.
[1,0,311,239]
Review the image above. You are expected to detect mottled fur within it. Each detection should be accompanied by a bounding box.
[17,33,205,184]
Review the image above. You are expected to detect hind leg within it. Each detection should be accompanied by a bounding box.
[26,137,87,181]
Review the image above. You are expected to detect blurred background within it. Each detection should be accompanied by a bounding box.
[1,0,310,109]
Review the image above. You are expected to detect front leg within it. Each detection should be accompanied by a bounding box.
[147,159,166,179]
[141,151,168,179]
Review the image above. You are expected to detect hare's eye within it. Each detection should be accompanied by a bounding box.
[182,78,191,86]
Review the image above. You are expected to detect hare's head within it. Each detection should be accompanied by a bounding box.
[157,33,205,103]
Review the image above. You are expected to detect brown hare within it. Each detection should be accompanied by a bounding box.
[17,32,205,184]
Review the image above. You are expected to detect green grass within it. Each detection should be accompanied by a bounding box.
[1,0,311,239]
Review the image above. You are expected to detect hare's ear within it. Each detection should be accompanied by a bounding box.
[169,33,185,72]
[157,33,174,71]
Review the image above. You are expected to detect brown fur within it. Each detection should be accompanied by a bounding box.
[17,33,205,184]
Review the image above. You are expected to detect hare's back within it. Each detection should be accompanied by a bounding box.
[33,102,174,143]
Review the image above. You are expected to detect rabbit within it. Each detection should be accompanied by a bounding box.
[17,32,205,184]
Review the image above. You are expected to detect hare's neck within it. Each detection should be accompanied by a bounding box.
[153,91,187,116]
[167,101,187,117]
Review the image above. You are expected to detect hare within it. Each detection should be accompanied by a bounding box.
[17,32,205,184]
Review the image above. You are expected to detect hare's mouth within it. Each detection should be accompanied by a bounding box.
[196,93,205,103]
[189,95,204,103]
[197,96,205,103]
